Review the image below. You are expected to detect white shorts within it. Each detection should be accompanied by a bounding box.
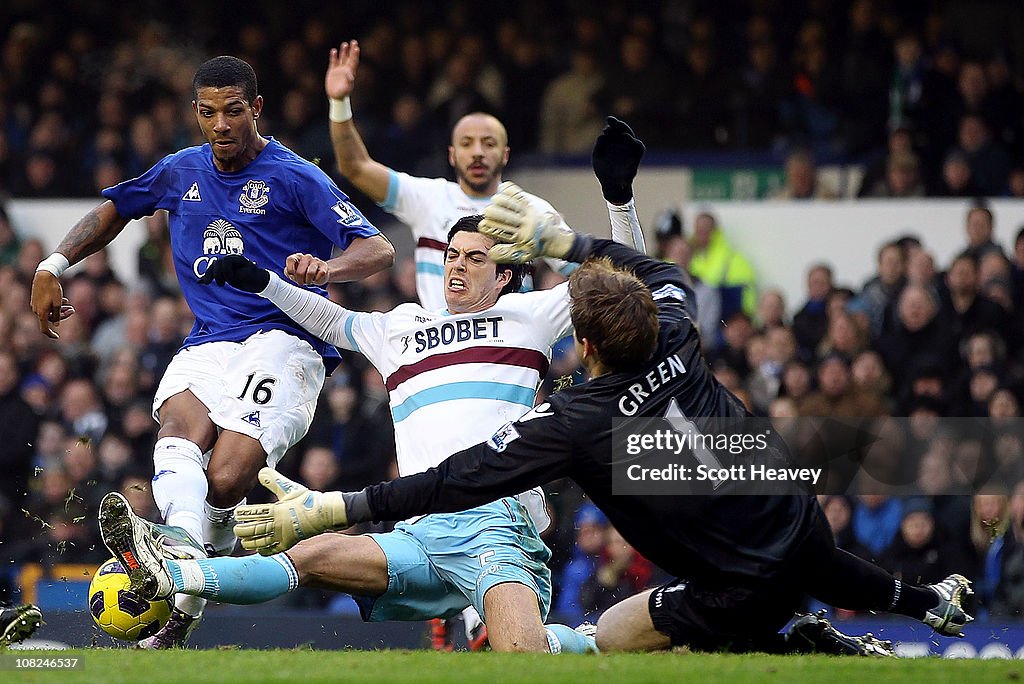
[153,330,326,467]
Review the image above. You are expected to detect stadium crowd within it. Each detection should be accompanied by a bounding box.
[0,1,1022,197]
[0,0,1023,626]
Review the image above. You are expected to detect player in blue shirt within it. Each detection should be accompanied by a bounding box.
[29,56,394,647]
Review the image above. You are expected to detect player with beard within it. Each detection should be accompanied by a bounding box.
[324,40,644,311]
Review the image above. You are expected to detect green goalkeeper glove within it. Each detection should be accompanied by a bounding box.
[479,181,577,263]
[233,467,349,555]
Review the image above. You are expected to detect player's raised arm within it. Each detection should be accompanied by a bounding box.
[593,117,646,253]
[199,255,380,353]
[325,40,391,204]
[30,200,129,338]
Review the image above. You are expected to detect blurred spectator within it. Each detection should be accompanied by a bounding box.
[971,492,1010,606]
[817,311,870,361]
[594,33,672,148]
[139,296,184,386]
[861,150,926,198]
[771,149,838,200]
[954,114,1012,196]
[673,38,730,148]
[792,263,833,358]
[137,211,176,298]
[933,149,983,197]
[959,205,1004,262]
[579,526,655,618]
[798,352,886,417]
[880,497,963,585]
[780,359,814,405]
[851,349,893,404]
[781,20,842,156]
[298,444,341,492]
[11,464,103,566]
[877,284,958,390]
[1008,168,1024,198]
[708,311,755,378]
[0,350,39,506]
[539,49,604,155]
[991,481,1024,617]
[941,254,1008,344]
[554,502,609,626]
[687,211,757,319]
[500,37,551,153]
[756,288,787,331]
[94,430,134,493]
[730,34,787,149]
[853,494,904,557]
[746,326,796,413]
[857,126,914,198]
[857,242,906,337]
[887,33,929,141]
[428,52,497,134]
[370,94,441,176]
[821,494,873,560]
[58,378,107,443]
[888,32,960,165]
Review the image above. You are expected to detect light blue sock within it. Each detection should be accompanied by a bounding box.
[166,554,298,604]
[545,624,599,654]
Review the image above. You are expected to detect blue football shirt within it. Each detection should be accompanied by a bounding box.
[102,138,379,371]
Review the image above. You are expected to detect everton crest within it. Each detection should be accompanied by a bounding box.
[239,179,270,214]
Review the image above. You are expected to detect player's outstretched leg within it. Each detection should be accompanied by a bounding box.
[99,492,175,601]
[0,604,42,647]
[101,492,299,606]
[922,574,974,637]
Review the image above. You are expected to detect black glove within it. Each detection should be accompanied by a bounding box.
[591,116,646,205]
[197,254,270,293]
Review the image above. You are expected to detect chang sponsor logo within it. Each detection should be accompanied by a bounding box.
[193,219,246,278]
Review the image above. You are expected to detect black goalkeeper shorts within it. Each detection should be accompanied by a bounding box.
[648,577,802,652]
[647,508,838,652]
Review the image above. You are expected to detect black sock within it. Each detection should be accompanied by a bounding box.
[890,579,939,620]
[805,548,935,618]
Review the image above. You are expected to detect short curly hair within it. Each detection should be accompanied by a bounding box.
[193,56,258,103]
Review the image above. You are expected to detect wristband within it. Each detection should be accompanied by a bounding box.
[36,253,70,278]
[328,97,353,123]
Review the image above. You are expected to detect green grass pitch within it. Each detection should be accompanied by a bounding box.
[11,649,1024,684]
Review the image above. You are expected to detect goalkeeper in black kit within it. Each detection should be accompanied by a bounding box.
[234,121,973,655]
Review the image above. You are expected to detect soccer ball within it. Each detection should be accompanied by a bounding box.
[89,557,173,641]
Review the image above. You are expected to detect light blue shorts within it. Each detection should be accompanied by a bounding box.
[356,498,552,623]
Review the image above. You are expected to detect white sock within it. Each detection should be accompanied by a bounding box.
[461,606,484,640]
[175,593,206,617]
[151,437,208,545]
[151,437,209,620]
[204,499,244,556]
